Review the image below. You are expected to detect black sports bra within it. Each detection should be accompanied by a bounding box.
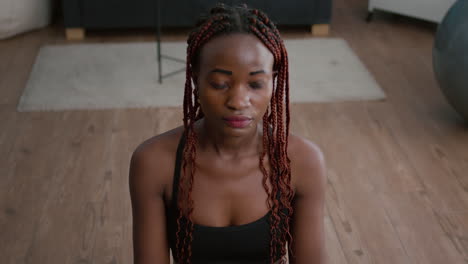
[165,133,286,263]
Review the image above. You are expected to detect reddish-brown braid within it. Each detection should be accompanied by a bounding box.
[176,4,294,264]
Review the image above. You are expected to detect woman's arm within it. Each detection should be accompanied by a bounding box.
[288,138,327,264]
[129,143,171,264]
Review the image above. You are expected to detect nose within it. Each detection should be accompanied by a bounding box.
[226,84,251,110]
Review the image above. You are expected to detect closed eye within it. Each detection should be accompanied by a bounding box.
[210,82,228,90]
[250,82,264,89]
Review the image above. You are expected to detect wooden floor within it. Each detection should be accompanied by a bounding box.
[1,0,468,263]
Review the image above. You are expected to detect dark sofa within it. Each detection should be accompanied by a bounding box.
[63,0,332,40]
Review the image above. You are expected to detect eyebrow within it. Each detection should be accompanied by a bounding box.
[249,70,266,76]
[209,68,267,76]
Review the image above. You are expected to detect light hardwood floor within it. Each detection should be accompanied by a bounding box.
[1,0,468,263]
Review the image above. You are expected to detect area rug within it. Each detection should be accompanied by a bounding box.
[17,38,386,111]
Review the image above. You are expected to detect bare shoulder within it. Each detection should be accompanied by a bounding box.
[287,133,325,162]
[129,126,184,197]
[287,133,327,199]
[129,126,184,263]
[285,136,327,262]
[132,126,184,158]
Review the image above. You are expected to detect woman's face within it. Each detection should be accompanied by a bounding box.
[194,33,275,137]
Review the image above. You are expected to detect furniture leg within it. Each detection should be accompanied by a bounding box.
[366,11,374,22]
[66,28,85,40]
[311,24,330,36]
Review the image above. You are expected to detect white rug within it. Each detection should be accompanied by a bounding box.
[18,38,386,112]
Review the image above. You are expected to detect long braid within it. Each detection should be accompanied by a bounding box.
[250,9,294,262]
[177,4,294,264]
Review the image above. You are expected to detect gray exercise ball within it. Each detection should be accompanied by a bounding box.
[433,0,468,120]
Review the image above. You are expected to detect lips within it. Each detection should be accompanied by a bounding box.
[223,116,252,128]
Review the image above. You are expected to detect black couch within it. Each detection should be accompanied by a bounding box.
[63,0,332,39]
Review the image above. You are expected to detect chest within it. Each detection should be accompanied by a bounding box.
[165,154,277,227]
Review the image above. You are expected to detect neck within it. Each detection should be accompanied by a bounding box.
[196,118,262,159]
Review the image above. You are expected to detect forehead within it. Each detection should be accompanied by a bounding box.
[197,33,274,72]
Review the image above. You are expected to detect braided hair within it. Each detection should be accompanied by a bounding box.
[176,3,294,264]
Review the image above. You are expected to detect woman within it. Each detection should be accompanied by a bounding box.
[129,3,326,264]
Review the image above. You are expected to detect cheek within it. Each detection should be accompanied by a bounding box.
[198,90,222,113]
[252,88,273,113]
